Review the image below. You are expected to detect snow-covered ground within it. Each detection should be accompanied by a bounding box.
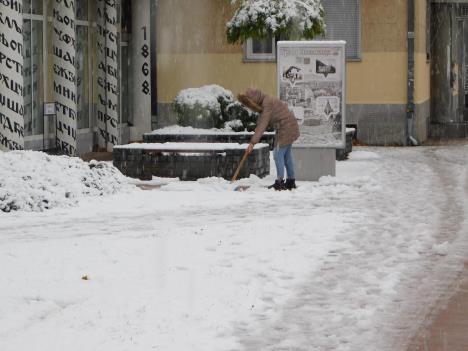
[0,145,467,351]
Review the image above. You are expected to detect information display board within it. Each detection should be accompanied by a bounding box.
[277,41,346,148]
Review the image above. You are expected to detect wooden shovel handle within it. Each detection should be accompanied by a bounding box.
[231,149,250,182]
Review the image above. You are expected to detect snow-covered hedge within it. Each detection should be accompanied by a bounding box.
[174,85,235,129]
[225,101,259,132]
[226,0,325,44]
[0,151,132,212]
[173,85,262,131]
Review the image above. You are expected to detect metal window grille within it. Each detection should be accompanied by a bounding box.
[321,0,361,60]
[459,5,468,18]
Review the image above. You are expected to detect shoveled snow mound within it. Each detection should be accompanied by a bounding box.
[0,151,132,212]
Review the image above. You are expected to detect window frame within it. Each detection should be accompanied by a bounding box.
[243,37,277,62]
[242,0,361,62]
[23,8,46,140]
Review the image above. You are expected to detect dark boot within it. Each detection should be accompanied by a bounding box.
[285,178,296,190]
[268,179,286,191]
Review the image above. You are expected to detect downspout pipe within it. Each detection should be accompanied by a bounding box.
[407,0,419,146]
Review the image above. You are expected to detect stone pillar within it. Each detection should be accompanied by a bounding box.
[53,0,77,156]
[96,0,107,150]
[97,0,119,151]
[0,0,24,151]
[130,0,152,140]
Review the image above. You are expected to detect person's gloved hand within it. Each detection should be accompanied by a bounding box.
[246,143,254,154]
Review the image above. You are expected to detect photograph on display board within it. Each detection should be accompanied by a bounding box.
[278,42,345,148]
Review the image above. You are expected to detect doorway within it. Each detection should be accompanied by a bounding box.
[430,2,468,138]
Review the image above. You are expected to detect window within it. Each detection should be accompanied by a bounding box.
[76,0,88,21]
[23,3,44,137]
[321,0,361,60]
[23,0,43,15]
[243,1,361,62]
[76,25,90,129]
[244,37,276,61]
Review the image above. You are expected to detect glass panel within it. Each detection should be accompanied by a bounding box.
[76,0,88,21]
[23,19,44,136]
[252,37,273,54]
[88,0,96,22]
[89,24,97,130]
[23,0,43,15]
[121,0,132,33]
[121,45,129,124]
[76,25,89,129]
[117,32,122,126]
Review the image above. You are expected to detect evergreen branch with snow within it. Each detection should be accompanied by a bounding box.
[226,0,325,44]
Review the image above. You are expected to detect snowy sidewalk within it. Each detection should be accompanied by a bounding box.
[0,146,467,351]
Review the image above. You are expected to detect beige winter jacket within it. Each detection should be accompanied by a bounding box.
[245,89,300,147]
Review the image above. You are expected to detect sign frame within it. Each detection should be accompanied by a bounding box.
[277,40,346,149]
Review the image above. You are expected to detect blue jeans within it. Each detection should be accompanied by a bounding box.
[273,144,295,179]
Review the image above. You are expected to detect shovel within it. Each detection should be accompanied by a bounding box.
[231,149,251,191]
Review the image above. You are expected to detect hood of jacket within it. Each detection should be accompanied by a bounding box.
[245,88,266,106]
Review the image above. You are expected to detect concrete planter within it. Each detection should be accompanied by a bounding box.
[336,129,355,160]
[113,143,270,181]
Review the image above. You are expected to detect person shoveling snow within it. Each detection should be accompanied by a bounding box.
[239,88,300,190]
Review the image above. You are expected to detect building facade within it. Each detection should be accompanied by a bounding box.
[1,1,467,155]
[155,0,433,146]
[0,0,153,155]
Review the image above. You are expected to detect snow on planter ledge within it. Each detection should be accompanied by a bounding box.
[114,142,266,150]
[146,125,253,135]
[113,142,270,181]
[143,126,276,150]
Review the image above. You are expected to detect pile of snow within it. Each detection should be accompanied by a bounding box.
[432,241,449,256]
[224,119,244,131]
[0,151,132,212]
